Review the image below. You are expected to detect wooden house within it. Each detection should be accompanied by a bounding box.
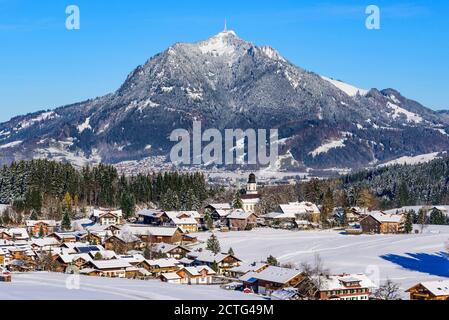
[92,209,124,226]
[26,220,57,237]
[48,232,77,243]
[145,258,180,276]
[406,280,449,300]
[360,212,405,234]
[240,266,304,295]
[0,228,30,240]
[164,211,200,233]
[120,225,184,245]
[228,262,269,279]
[88,259,133,278]
[104,234,142,253]
[176,266,216,285]
[187,251,241,275]
[297,273,376,300]
[152,243,191,259]
[226,210,258,231]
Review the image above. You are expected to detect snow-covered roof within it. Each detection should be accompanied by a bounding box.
[88,250,117,260]
[215,210,232,217]
[0,228,29,239]
[271,288,299,300]
[165,211,199,225]
[368,212,404,223]
[119,253,145,264]
[146,258,179,268]
[280,202,320,215]
[25,220,57,227]
[188,251,239,264]
[251,266,303,284]
[410,280,449,296]
[152,242,189,254]
[91,259,132,269]
[137,209,164,218]
[121,225,181,237]
[161,272,181,280]
[208,203,232,210]
[227,210,255,220]
[182,265,216,276]
[57,253,93,264]
[93,209,123,218]
[31,237,60,247]
[315,274,377,291]
[229,262,267,274]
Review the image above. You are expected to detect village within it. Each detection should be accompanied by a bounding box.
[1,173,449,301]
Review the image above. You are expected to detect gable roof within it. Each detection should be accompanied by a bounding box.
[181,265,216,276]
[227,210,256,220]
[314,274,377,291]
[208,203,232,210]
[146,258,179,268]
[229,262,268,274]
[90,259,132,269]
[121,225,182,237]
[366,212,404,223]
[152,242,190,254]
[408,280,449,296]
[92,209,123,219]
[251,266,303,284]
[25,220,57,227]
[165,211,199,225]
[280,202,320,215]
[188,250,241,264]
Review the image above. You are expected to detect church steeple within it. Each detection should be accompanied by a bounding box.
[246,173,258,195]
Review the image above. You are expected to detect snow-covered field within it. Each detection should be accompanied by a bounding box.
[0,272,262,300]
[2,227,448,300]
[194,226,449,299]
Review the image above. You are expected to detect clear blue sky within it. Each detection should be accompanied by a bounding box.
[0,0,448,122]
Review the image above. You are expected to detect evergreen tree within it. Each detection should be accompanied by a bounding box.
[321,188,334,226]
[430,208,447,225]
[206,234,221,254]
[211,261,219,273]
[267,255,279,266]
[61,210,71,231]
[404,211,413,234]
[29,209,38,220]
[1,210,11,225]
[120,191,136,219]
[232,191,243,209]
[397,181,410,207]
[38,225,45,238]
[143,246,152,260]
[205,213,214,230]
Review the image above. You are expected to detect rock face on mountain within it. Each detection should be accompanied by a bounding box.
[1,30,448,171]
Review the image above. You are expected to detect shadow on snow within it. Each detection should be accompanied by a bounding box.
[381,252,449,277]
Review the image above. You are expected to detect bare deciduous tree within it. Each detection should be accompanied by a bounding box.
[374,279,401,300]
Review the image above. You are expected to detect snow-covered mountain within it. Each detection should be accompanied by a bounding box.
[1,30,449,171]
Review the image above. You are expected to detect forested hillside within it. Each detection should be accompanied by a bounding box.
[0,160,215,219]
[340,157,449,208]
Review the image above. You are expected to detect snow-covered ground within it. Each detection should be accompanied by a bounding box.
[194,226,449,299]
[0,272,262,300]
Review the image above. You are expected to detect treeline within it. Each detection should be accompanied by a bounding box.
[340,156,449,208]
[0,159,216,220]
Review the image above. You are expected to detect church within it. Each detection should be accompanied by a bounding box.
[240,173,261,213]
